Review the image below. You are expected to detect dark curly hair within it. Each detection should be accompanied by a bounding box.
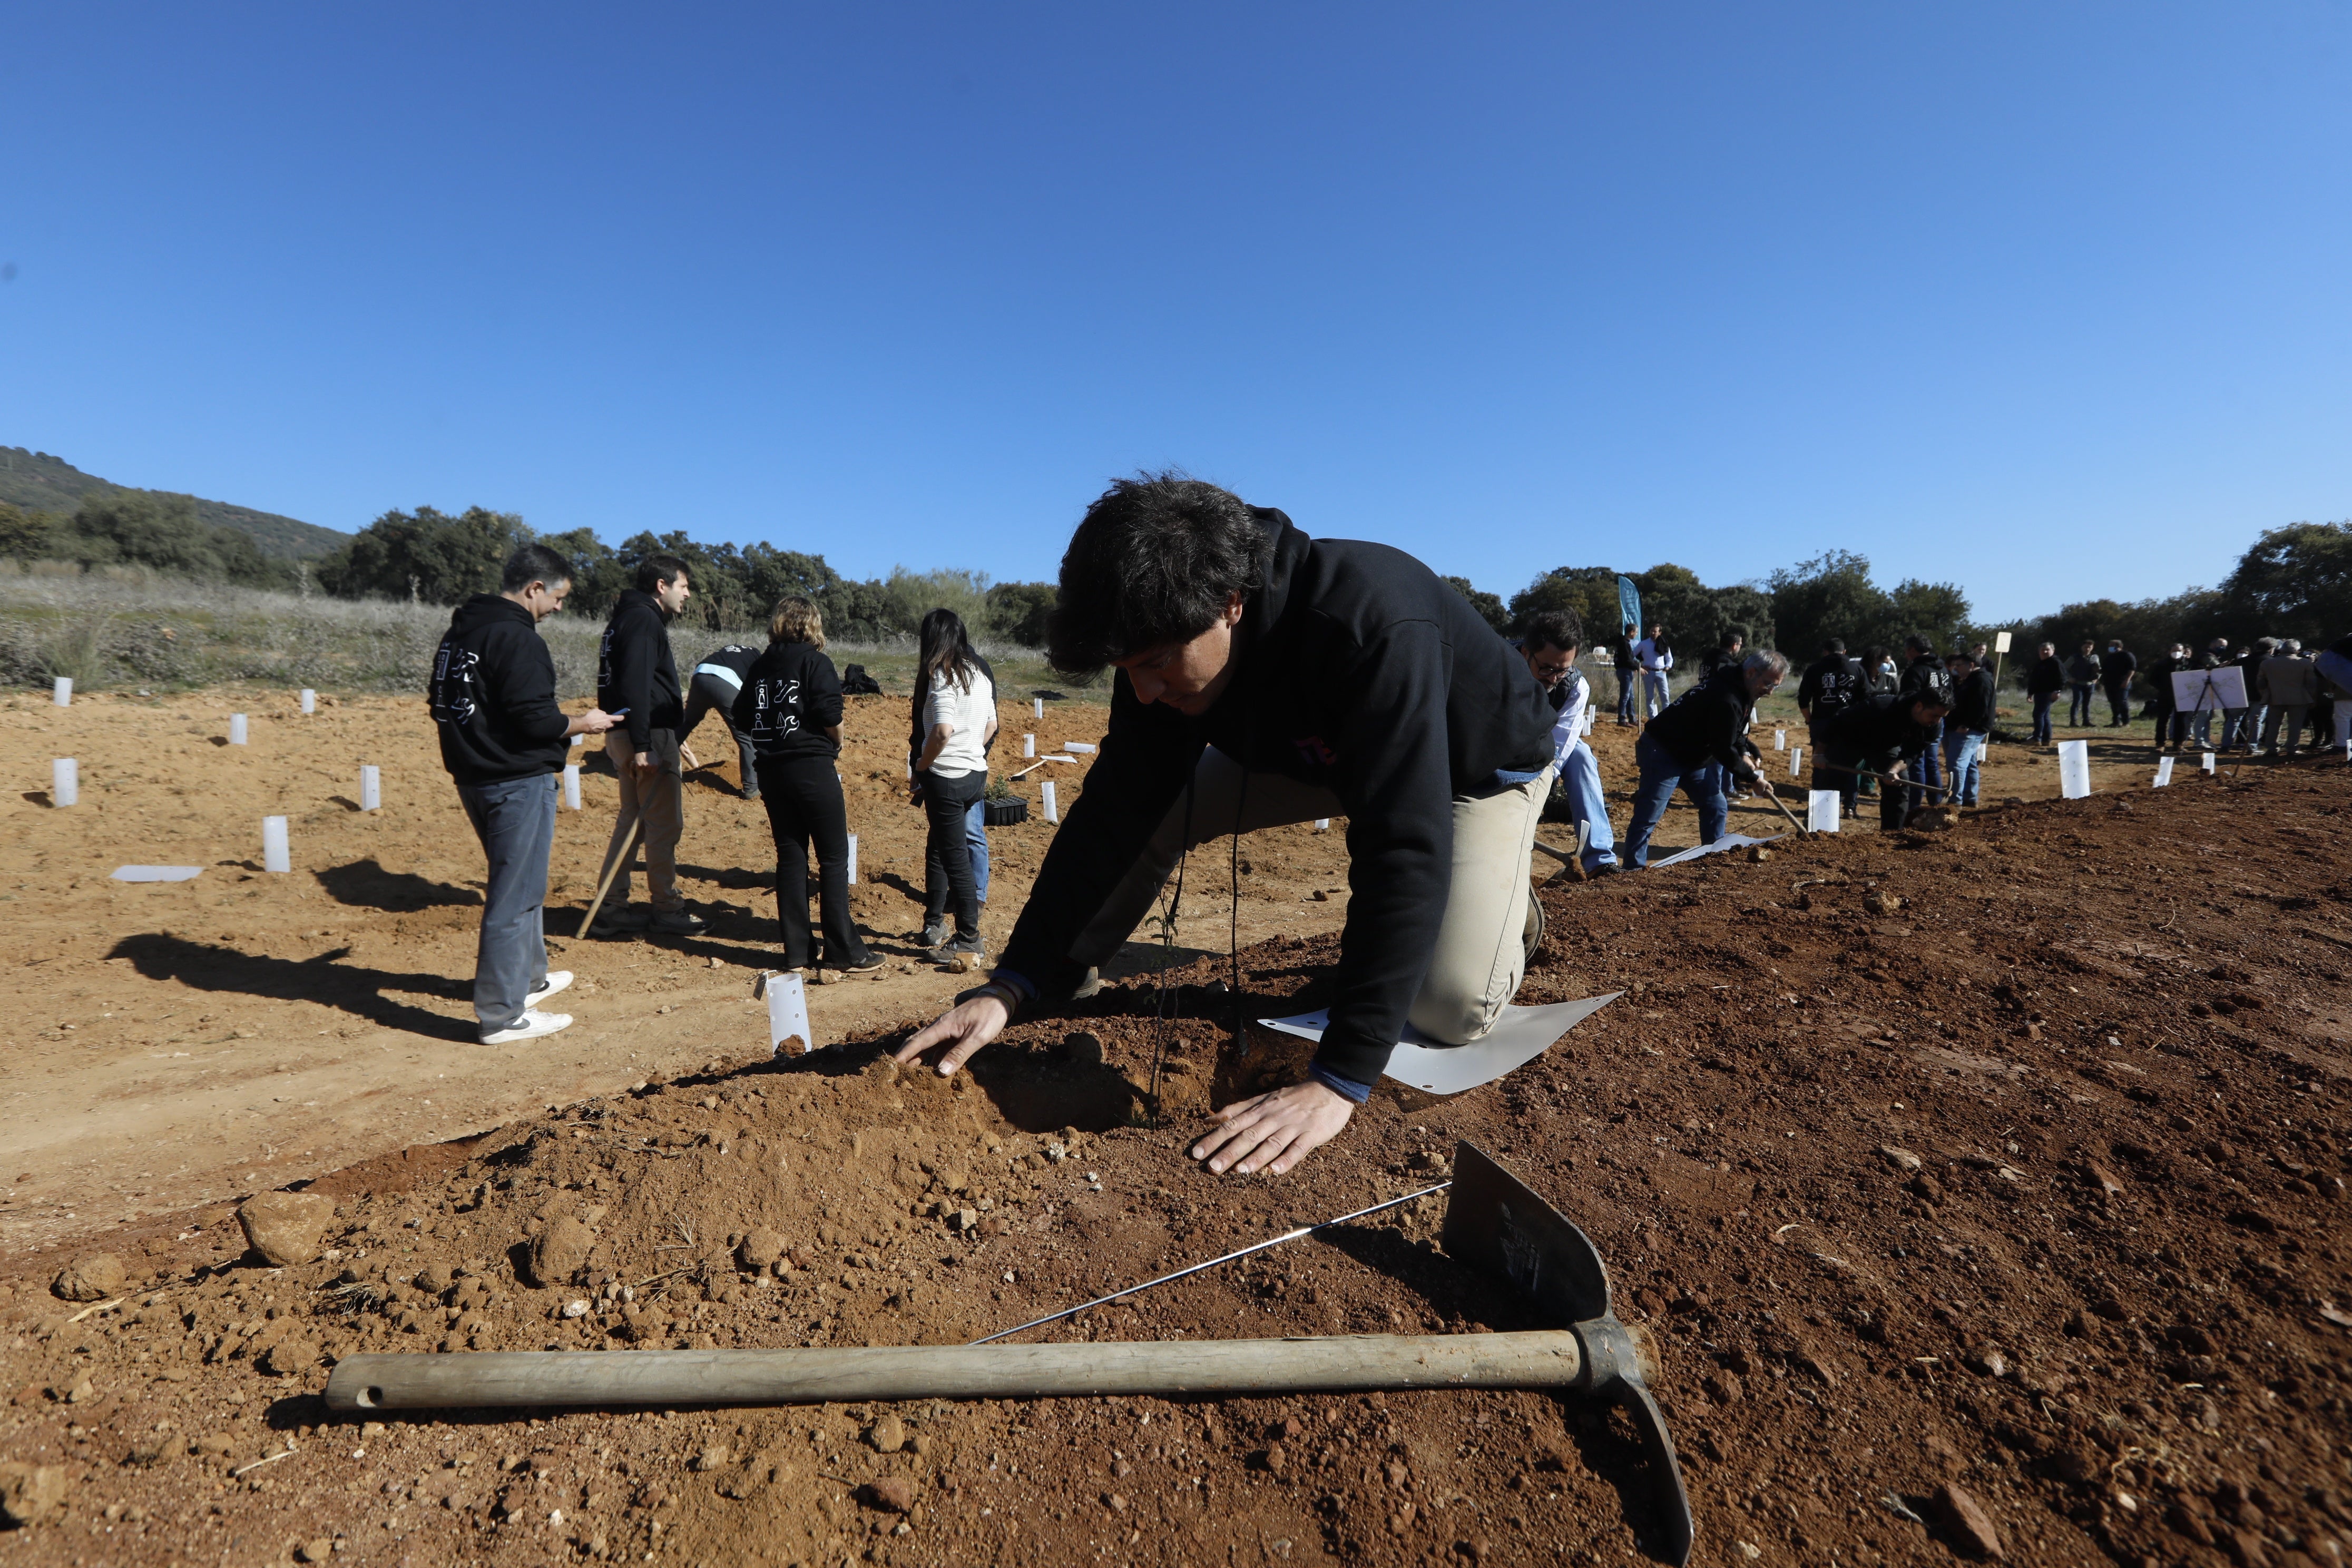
[1045,473,1271,673]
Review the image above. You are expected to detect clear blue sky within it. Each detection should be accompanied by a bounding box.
[4,4,2346,622]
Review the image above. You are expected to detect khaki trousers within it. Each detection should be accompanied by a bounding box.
[1070,748,1552,1045]
[601,732,685,912]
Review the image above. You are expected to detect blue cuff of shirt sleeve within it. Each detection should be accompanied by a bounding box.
[1309,1063,1374,1104]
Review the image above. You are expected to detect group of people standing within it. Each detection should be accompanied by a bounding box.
[430,547,1005,1044]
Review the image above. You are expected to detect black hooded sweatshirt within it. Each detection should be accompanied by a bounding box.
[994,509,1553,1090]
[1826,693,1943,768]
[596,589,683,752]
[732,641,845,762]
[1948,667,1996,732]
[1797,653,1864,720]
[430,595,571,786]
[1899,652,1955,708]
[1642,673,1762,778]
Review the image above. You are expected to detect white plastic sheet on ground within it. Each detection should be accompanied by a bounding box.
[2154,756,2174,788]
[1064,741,1096,753]
[111,866,203,882]
[2058,740,2091,799]
[1807,790,1840,831]
[1258,992,1622,1095]
[1648,832,1782,869]
[766,971,813,1055]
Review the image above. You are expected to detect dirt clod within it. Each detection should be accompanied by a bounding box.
[737,1226,786,1270]
[529,1215,596,1286]
[866,1414,906,1453]
[0,1462,68,1525]
[1934,1482,2005,1559]
[861,1476,913,1513]
[50,1252,123,1302]
[237,1191,338,1267]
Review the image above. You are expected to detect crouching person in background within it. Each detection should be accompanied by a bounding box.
[431,544,618,1044]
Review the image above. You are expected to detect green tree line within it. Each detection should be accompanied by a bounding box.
[0,491,295,587]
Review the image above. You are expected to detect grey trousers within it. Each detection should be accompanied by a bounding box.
[1071,748,1552,1046]
[457,771,557,1035]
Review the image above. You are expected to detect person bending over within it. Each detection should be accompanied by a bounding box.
[681,641,762,799]
[1824,691,1952,831]
[895,475,1555,1178]
[1517,609,1618,877]
[1620,651,1787,867]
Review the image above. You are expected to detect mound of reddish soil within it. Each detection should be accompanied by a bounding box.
[0,761,2346,1567]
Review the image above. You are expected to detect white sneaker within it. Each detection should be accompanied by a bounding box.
[483,1010,573,1045]
[526,971,574,1008]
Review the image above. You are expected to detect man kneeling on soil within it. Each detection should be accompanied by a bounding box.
[896,474,1556,1177]
[431,544,620,1043]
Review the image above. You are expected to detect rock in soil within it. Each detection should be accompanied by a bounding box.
[737,1225,786,1270]
[529,1214,596,1286]
[861,1476,913,1513]
[0,1463,68,1525]
[237,1191,338,1267]
[50,1252,124,1302]
[1934,1482,2005,1558]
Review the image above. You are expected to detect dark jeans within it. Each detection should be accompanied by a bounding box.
[755,754,869,969]
[1622,733,1727,868]
[682,671,760,798]
[2103,682,2131,724]
[2030,694,2056,744]
[2067,683,2095,727]
[920,769,986,938]
[455,771,557,1035]
[1825,743,1908,831]
[2153,707,2179,747]
[1615,672,1638,722]
[1908,717,1945,817]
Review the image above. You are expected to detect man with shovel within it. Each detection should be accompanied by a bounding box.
[1821,688,1953,831]
[896,474,1556,1178]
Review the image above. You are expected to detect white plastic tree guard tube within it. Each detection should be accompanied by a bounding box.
[562,765,580,810]
[52,676,72,707]
[360,765,382,812]
[1023,733,1035,758]
[229,713,249,746]
[1806,790,1838,831]
[300,689,317,714]
[2059,740,2092,798]
[2154,756,2174,789]
[324,1331,1589,1412]
[1789,747,1804,777]
[847,833,858,885]
[52,759,78,808]
[262,816,291,874]
[1042,781,1059,823]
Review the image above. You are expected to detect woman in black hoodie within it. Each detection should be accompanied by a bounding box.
[732,597,879,974]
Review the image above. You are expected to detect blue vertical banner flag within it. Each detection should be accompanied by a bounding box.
[1616,576,1642,637]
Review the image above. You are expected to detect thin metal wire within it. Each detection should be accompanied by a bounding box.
[968,1180,1453,1345]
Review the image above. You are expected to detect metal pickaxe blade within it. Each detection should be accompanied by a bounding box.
[1443,1140,1696,1567]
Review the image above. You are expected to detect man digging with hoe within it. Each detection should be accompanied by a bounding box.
[897,474,1557,1177]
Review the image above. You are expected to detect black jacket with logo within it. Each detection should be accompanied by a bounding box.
[1899,653,1956,708]
[1797,654,1864,720]
[996,509,1553,1090]
[1827,693,1942,769]
[596,590,683,752]
[430,595,571,786]
[732,641,845,762]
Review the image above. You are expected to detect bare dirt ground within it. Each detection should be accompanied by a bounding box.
[3,682,2345,1568]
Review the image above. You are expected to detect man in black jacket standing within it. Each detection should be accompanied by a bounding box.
[1608,623,1640,724]
[593,554,702,937]
[1942,650,1995,806]
[2099,639,2137,728]
[431,545,618,1043]
[896,475,1555,1179]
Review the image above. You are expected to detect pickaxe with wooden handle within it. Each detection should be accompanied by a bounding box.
[325,1142,1696,1564]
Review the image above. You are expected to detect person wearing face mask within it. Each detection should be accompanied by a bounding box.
[592,553,703,937]
[895,474,1555,1180]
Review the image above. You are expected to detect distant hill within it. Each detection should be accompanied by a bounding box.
[0,446,351,560]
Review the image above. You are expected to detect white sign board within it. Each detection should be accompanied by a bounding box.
[1994,631,2013,653]
[766,971,812,1055]
[2170,665,2246,711]
[2153,755,2173,788]
[2057,739,2092,799]
[1259,993,1620,1095]
[1806,790,1840,831]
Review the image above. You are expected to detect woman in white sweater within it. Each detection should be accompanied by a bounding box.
[909,609,997,955]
